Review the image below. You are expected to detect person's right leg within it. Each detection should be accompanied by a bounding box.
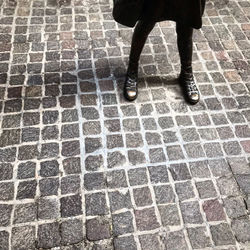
[124,20,156,101]
[176,23,200,104]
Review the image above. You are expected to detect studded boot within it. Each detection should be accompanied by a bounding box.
[124,61,139,101]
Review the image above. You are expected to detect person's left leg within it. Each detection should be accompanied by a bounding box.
[176,23,200,104]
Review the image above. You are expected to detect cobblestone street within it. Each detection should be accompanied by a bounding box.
[0,0,250,249]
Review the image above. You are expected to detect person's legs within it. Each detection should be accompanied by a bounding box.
[176,23,200,104]
[124,20,156,101]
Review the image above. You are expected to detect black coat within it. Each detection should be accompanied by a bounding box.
[113,0,206,29]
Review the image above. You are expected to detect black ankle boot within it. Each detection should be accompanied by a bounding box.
[124,62,138,101]
[179,68,200,105]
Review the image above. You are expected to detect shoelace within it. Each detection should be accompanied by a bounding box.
[125,76,137,91]
[186,81,198,95]
[181,72,199,95]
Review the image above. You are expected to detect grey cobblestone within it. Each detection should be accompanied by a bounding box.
[61,218,84,245]
[38,197,60,220]
[0,231,9,250]
[114,236,137,250]
[37,222,60,249]
[108,190,132,212]
[112,211,134,236]
[12,225,36,250]
[162,230,188,250]
[0,204,13,227]
[195,180,217,199]
[39,177,59,197]
[13,203,37,224]
[175,181,195,201]
[210,223,236,246]
[86,217,111,241]
[0,0,250,248]
[139,234,161,250]
[187,227,212,249]
[135,207,160,231]
[180,201,203,224]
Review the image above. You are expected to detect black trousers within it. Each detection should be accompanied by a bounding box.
[129,21,193,73]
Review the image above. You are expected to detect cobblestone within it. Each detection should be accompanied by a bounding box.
[231,218,250,243]
[0,0,250,249]
[114,236,137,250]
[85,192,108,216]
[13,203,37,224]
[86,217,111,241]
[187,227,212,249]
[195,180,217,199]
[162,230,188,250]
[180,201,203,224]
[108,190,132,212]
[39,177,59,196]
[112,211,134,236]
[38,197,60,220]
[175,181,195,201]
[61,219,84,245]
[210,223,236,246]
[37,222,61,249]
[139,234,161,250]
[135,207,160,231]
[12,225,36,250]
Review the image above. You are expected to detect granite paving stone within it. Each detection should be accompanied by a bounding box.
[112,211,134,236]
[39,177,59,197]
[107,151,126,168]
[154,184,175,204]
[113,236,137,250]
[38,197,60,220]
[85,192,108,216]
[0,231,9,250]
[86,217,111,241]
[135,207,160,231]
[11,226,36,250]
[158,204,181,226]
[128,149,146,165]
[60,194,83,218]
[108,190,132,212]
[0,204,13,227]
[139,234,161,250]
[175,181,195,201]
[195,180,217,199]
[180,201,203,224]
[84,172,106,191]
[187,227,212,249]
[169,163,191,181]
[189,160,211,178]
[128,168,148,186]
[162,230,188,250]
[37,222,61,249]
[231,218,250,243]
[210,223,236,246]
[133,186,153,207]
[16,180,37,199]
[0,182,14,201]
[148,165,169,183]
[13,203,37,224]
[0,0,250,248]
[203,199,226,222]
[61,218,84,245]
